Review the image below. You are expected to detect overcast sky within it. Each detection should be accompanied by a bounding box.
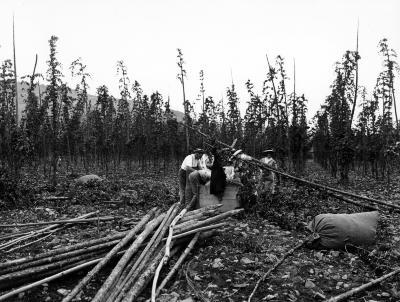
[1,0,399,119]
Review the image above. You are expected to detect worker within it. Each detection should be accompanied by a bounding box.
[187,150,215,205]
[178,148,204,203]
[259,149,278,194]
[230,150,259,208]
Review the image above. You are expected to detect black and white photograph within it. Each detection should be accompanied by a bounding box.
[0,0,399,301]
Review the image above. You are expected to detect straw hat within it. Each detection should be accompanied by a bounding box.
[262,149,275,154]
[192,148,205,154]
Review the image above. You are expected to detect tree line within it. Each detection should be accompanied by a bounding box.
[1,35,398,187]
[312,38,400,182]
[6,35,399,186]
[0,36,310,186]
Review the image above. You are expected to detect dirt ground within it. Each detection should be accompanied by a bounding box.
[0,162,400,302]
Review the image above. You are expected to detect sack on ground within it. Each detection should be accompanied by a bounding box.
[307,211,379,249]
[75,174,102,184]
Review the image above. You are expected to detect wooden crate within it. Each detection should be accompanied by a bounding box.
[198,181,241,212]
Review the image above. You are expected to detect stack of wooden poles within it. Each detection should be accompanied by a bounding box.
[0,212,118,254]
[0,203,242,301]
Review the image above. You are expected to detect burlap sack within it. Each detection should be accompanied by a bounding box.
[75,174,102,184]
[307,211,379,249]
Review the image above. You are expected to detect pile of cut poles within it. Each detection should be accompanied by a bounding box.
[0,203,242,301]
[0,212,117,254]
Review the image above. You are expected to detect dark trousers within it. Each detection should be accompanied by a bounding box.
[179,169,203,205]
[188,170,202,196]
[178,169,187,203]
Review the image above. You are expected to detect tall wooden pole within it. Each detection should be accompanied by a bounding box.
[181,68,189,152]
[288,58,296,170]
[177,49,189,153]
[349,20,359,129]
[181,71,189,152]
[221,93,225,127]
[293,58,296,100]
[13,14,18,125]
[32,54,38,79]
[387,44,399,130]
[392,88,398,131]
[266,54,280,121]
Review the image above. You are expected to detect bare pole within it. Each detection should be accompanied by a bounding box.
[38,82,42,107]
[288,58,296,170]
[183,78,189,153]
[293,58,296,100]
[221,93,225,126]
[386,41,399,130]
[200,70,205,114]
[13,13,18,125]
[349,19,359,129]
[177,49,189,152]
[266,53,280,121]
[279,57,290,169]
[32,54,38,79]
[266,53,283,165]
[393,88,398,131]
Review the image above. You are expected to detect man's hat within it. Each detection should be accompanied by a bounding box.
[262,149,275,154]
[192,148,205,154]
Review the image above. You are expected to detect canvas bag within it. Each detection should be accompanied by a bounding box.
[76,174,102,184]
[307,211,379,249]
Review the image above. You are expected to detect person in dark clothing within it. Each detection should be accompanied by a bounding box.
[210,147,227,200]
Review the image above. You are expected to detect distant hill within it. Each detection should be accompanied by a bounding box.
[170,109,184,122]
[15,82,184,122]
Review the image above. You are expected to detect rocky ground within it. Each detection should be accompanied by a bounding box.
[0,162,399,302]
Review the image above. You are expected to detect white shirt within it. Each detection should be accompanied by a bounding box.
[199,154,213,171]
[260,156,277,177]
[224,166,235,180]
[198,154,214,179]
[180,154,201,171]
[260,157,277,168]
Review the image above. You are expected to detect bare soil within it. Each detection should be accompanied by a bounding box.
[1,162,399,302]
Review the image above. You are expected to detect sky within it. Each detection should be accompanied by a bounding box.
[0,0,399,119]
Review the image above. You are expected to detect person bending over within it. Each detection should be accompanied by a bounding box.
[178,148,204,203]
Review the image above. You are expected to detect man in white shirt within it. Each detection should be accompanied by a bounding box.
[186,151,215,206]
[178,149,204,203]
